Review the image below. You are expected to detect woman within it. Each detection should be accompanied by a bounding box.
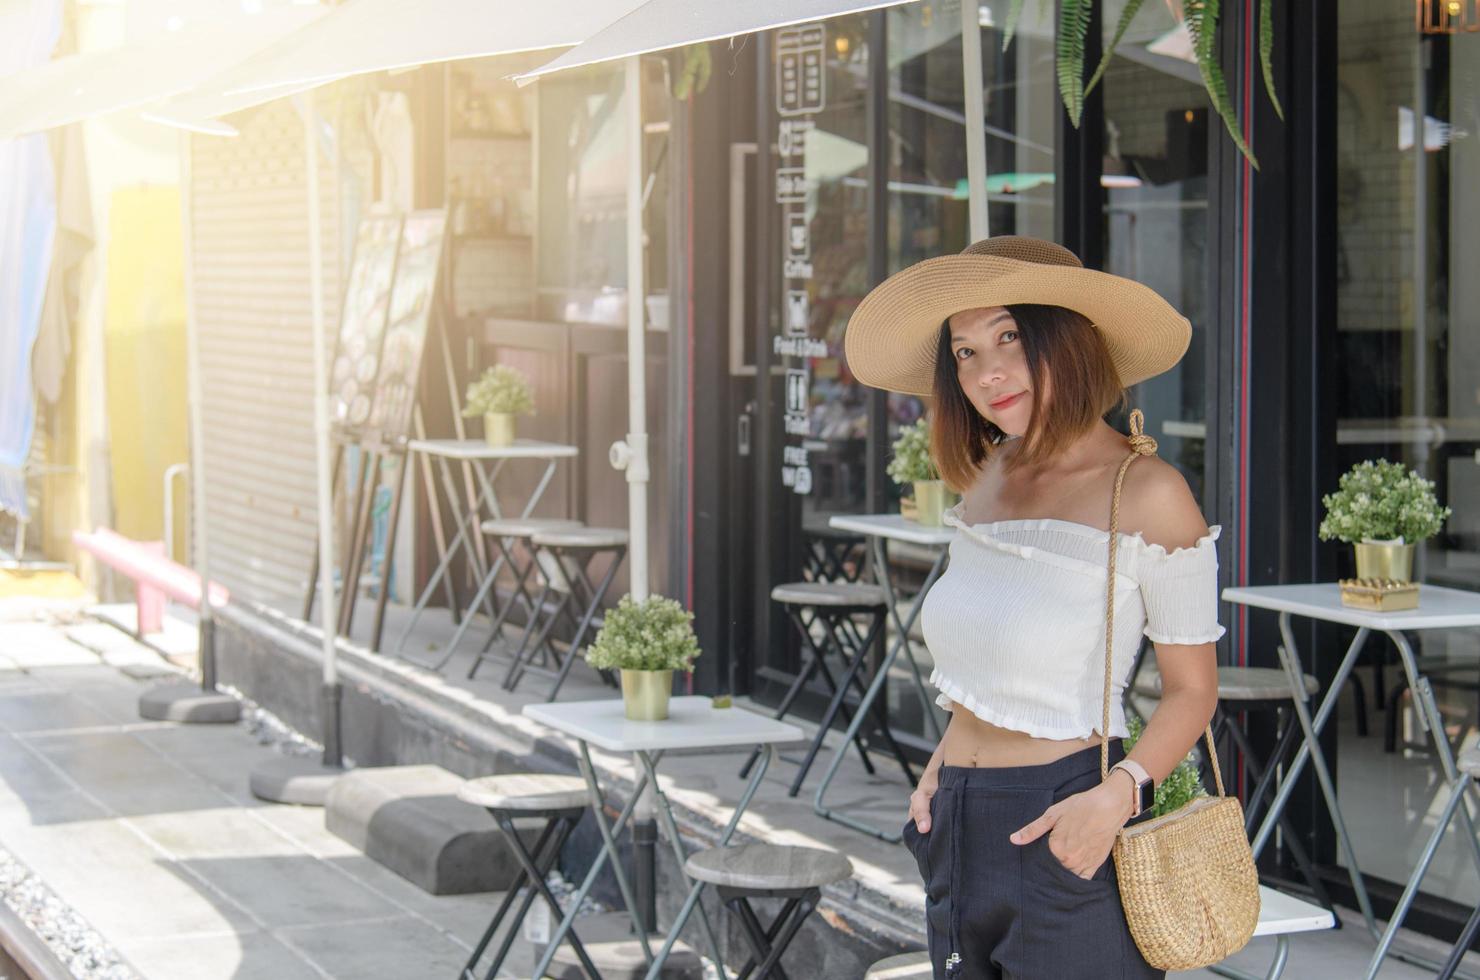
[844,237,1223,979]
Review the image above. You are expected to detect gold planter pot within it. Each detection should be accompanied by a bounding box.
[1353,540,1416,583]
[912,480,949,527]
[483,412,516,448]
[620,669,673,721]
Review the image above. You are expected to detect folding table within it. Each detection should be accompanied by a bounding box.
[1223,582,1480,976]
[814,514,951,841]
[523,696,804,980]
[390,438,575,659]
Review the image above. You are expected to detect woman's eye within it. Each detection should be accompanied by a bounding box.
[1000,330,1019,344]
[954,347,973,361]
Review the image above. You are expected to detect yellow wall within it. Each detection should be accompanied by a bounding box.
[103,185,188,554]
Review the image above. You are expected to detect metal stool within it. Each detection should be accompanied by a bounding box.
[743,581,912,796]
[863,951,931,979]
[502,527,628,699]
[1135,662,1333,909]
[439,517,583,674]
[455,774,595,980]
[684,843,852,980]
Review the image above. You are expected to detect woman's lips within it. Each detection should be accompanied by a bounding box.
[988,391,1026,410]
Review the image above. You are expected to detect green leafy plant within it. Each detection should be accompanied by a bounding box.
[887,418,938,485]
[1003,0,1281,167]
[462,364,535,418]
[673,43,712,100]
[1124,715,1206,817]
[586,594,702,673]
[1318,459,1451,545]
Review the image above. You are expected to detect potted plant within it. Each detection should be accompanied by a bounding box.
[1318,459,1450,583]
[585,594,701,721]
[462,364,535,448]
[1125,715,1205,818]
[888,418,947,526]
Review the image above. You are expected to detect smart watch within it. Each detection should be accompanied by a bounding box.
[1111,759,1154,818]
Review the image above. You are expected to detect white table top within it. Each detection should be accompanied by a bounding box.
[829,513,956,547]
[406,438,579,460]
[1223,582,1480,631]
[1252,885,1335,936]
[524,696,805,753]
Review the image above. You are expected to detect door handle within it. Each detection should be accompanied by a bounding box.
[737,413,752,457]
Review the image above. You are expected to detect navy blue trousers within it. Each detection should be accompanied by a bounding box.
[902,742,1164,980]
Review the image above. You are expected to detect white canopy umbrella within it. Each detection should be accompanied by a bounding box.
[145,0,647,133]
[0,6,326,142]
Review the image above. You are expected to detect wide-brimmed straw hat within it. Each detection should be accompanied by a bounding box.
[844,236,1191,397]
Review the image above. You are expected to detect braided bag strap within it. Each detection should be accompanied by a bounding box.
[1099,410,1225,798]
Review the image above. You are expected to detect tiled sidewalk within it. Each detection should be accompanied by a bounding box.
[0,607,512,979]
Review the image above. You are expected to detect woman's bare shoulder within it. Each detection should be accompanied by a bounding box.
[1118,454,1211,551]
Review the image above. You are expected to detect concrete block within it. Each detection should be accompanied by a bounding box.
[138,682,241,723]
[325,764,542,895]
[248,755,345,806]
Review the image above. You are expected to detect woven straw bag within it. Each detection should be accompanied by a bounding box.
[1101,411,1260,971]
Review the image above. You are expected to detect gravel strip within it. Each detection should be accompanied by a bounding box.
[0,850,135,980]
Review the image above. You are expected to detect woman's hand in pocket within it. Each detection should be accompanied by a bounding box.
[908,773,938,833]
[1009,781,1132,878]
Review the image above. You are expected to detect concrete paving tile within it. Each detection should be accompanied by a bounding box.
[23,731,229,817]
[0,624,98,667]
[0,732,85,807]
[173,854,403,929]
[132,725,276,806]
[129,807,308,860]
[321,853,502,939]
[250,804,362,859]
[8,818,256,938]
[116,929,322,980]
[279,914,473,979]
[0,688,119,733]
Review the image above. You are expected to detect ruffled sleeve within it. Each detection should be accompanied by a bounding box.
[1137,526,1226,646]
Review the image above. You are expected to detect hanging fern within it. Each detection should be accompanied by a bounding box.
[1056,0,1094,128]
[1006,0,1281,168]
[1085,0,1146,97]
[1002,0,1026,51]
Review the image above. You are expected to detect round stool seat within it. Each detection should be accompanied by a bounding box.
[531,527,629,549]
[770,581,886,608]
[1460,747,1480,780]
[1134,665,1318,702]
[864,951,932,979]
[481,517,583,538]
[457,774,590,812]
[683,843,853,891]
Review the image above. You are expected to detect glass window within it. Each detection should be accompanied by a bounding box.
[1099,0,1211,505]
[1333,0,1479,909]
[535,61,670,324]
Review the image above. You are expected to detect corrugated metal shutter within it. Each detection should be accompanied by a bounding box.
[189,100,343,613]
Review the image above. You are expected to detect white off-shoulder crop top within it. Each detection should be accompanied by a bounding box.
[919,503,1225,741]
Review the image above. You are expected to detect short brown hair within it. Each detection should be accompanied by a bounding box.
[929,304,1125,490]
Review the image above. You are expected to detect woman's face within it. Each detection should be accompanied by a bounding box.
[948,306,1037,436]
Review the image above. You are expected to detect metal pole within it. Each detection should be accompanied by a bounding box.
[305,90,343,768]
[178,131,218,689]
[960,0,989,240]
[620,55,651,603]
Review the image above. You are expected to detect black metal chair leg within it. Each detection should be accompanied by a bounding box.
[1224,714,1336,912]
[1350,669,1369,737]
[493,814,601,980]
[466,815,569,980]
[731,897,792,980]
[731,896,801,980]
[738,639,827,780]
[1435,899,1480,980]
[786,616,882,797]
[545,550,623,701]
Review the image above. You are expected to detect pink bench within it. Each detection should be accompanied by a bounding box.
[71,527,228,634]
